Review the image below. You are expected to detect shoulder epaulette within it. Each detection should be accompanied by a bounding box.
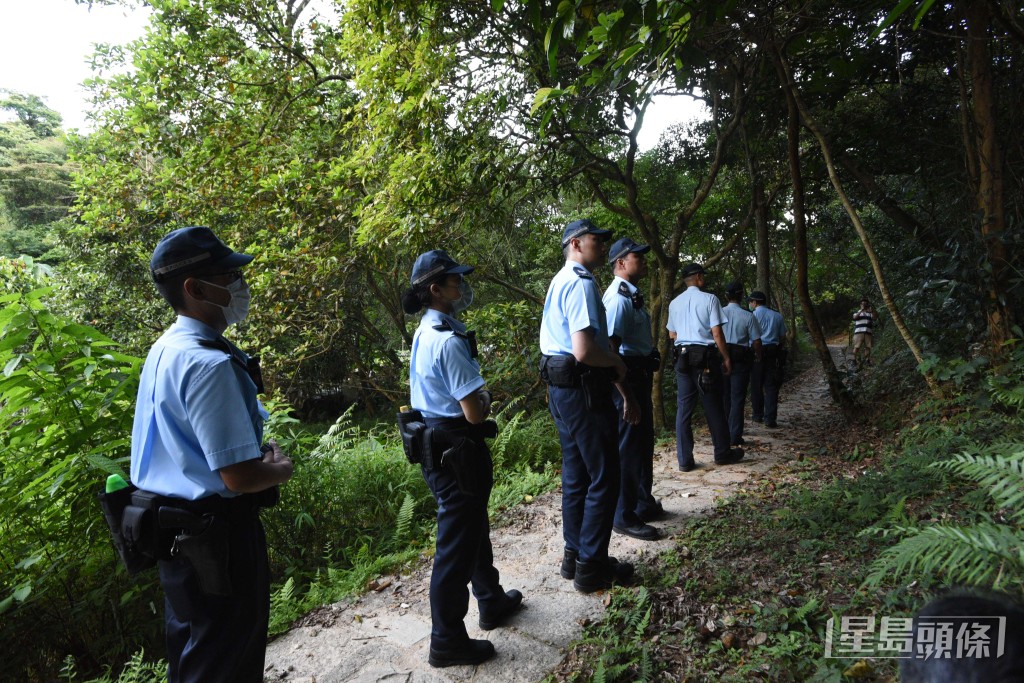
[198,337,265,394]
[617,281,632,297]
[432,320,478,358]
[618,281,644,309]
[572,265,592,280]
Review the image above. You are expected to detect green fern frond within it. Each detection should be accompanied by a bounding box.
[988,376,1024,409]
[864,522,1024,590]
[933,452,1024,519]
[394,492,415,542]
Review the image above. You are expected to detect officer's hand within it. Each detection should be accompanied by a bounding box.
[623,397,640,425]
[263,441,295,479]
[722,357,732,377]
[479,389,493,417]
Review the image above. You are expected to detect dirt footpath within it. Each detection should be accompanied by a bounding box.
[263,357,837,682]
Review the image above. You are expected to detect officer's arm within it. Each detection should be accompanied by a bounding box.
[752,338,764,363]
[572,329,627,381]
[459,388,491,424]
[220,443,294,493]
[711,325,732,376]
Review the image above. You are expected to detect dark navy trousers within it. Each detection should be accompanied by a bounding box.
[547,384,619,564]
[612,370,658,527]
[420,433,504,649]
[751,345,781,424]
[159,511,268,683]
[721,356,753,445]
[675,363,731,467]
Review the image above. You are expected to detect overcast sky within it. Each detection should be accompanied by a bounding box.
[0,0,697,146]
[0,0,151,131]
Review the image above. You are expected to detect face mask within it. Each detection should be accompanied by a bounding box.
[200,278,251,326]
[450,280,474,314]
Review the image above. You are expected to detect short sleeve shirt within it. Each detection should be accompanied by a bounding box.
[666,286,727,346]
[753,306,787,345]
[603,276,653,356]
[130,316,267,500]
[723,302,762,346]
[853,310,874,335]
[410,308,486,419]
[539,261,609,356]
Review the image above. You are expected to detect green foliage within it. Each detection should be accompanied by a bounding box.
[578,587,657,682]
[60,649,167,683]
[0,260,162,680]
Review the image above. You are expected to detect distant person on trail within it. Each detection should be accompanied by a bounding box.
[852,298,875,367]
[666,262,744,472]
[721,282,763,448]
[539,218,635,593]
[603,237,665,542]
[748,291,787,429]
[131,226,294,682]
[400,249,523,668]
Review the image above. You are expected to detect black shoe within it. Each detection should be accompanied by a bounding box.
[573,557,634,593]
[428,639,496,668]
[715,448,745,465]
[679,462,696,472]
[639,502,670,523]
[752,417,763,423]
[733,436,746,446]
[479,589,524,631]
[765,421,778,428]
[613,523,662,541]
[560,549,578,579]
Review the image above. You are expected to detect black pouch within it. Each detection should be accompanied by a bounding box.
[396,409,428,464]
[645,350,662,373]
[541,355,578,387]
[579,368,613,411]
[678,345,708,372]
[160,507,233,597]
[120,490,176,564]
[441,437,488,496]
[98,484,157,575]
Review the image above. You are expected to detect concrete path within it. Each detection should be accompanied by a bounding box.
[264,357,836,682]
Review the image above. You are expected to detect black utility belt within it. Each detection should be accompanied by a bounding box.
[673,344,718,372]
[622,352,661,374]
[539,353,582,388]
[728,344,753,362]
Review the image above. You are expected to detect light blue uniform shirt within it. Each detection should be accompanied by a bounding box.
[723,302,762,346]
[753,306,786,345]
[540,261,610,356]
[603,276,653,356]
[131,316,267,500]
[666,286,727,346]
[410,308,486,418]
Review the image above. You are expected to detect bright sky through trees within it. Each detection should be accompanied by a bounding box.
[0,0,696,146]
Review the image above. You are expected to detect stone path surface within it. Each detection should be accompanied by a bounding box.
[264,355,837,682]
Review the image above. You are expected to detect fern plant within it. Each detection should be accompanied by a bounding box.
[863,448,1024,593]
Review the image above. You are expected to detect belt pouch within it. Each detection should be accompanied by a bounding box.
[121,490,176,563]
[543,355,578,387]
[160,507,233,597]
[99,484,157,575]
[683,345,708,370]
[397,409,428,464]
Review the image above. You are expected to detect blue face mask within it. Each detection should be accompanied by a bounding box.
[450,280,474,314]
[200,278,251,326]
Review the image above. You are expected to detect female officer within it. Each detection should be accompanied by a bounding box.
[401,249,523,668]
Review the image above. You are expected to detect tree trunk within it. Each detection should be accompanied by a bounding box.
[965,0,1014,352]
[773,44,942,396]
[774,48,853,411]
[741,122,772,297]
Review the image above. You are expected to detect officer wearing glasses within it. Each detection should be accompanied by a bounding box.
[131,226,294,682]
[402,249,522,667]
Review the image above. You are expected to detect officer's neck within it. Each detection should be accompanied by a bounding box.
[614,268,640,286]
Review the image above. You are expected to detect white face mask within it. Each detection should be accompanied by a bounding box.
[200,278,251,326]
[450,280,474,314]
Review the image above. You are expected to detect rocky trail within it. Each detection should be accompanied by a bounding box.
[264,349,844,682]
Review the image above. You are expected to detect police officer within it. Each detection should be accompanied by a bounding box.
[748,291,787,428]
[666,263,744,471]
[401,249,522,667]
[721,282,763,448]
[131,226,294,682]
[540,219,633,593]
[603,237,664,541]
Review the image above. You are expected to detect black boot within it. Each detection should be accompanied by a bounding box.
[428,639,496,667]
[479,589,524,630]
[572,557,634,593]
[560,548,578,579]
